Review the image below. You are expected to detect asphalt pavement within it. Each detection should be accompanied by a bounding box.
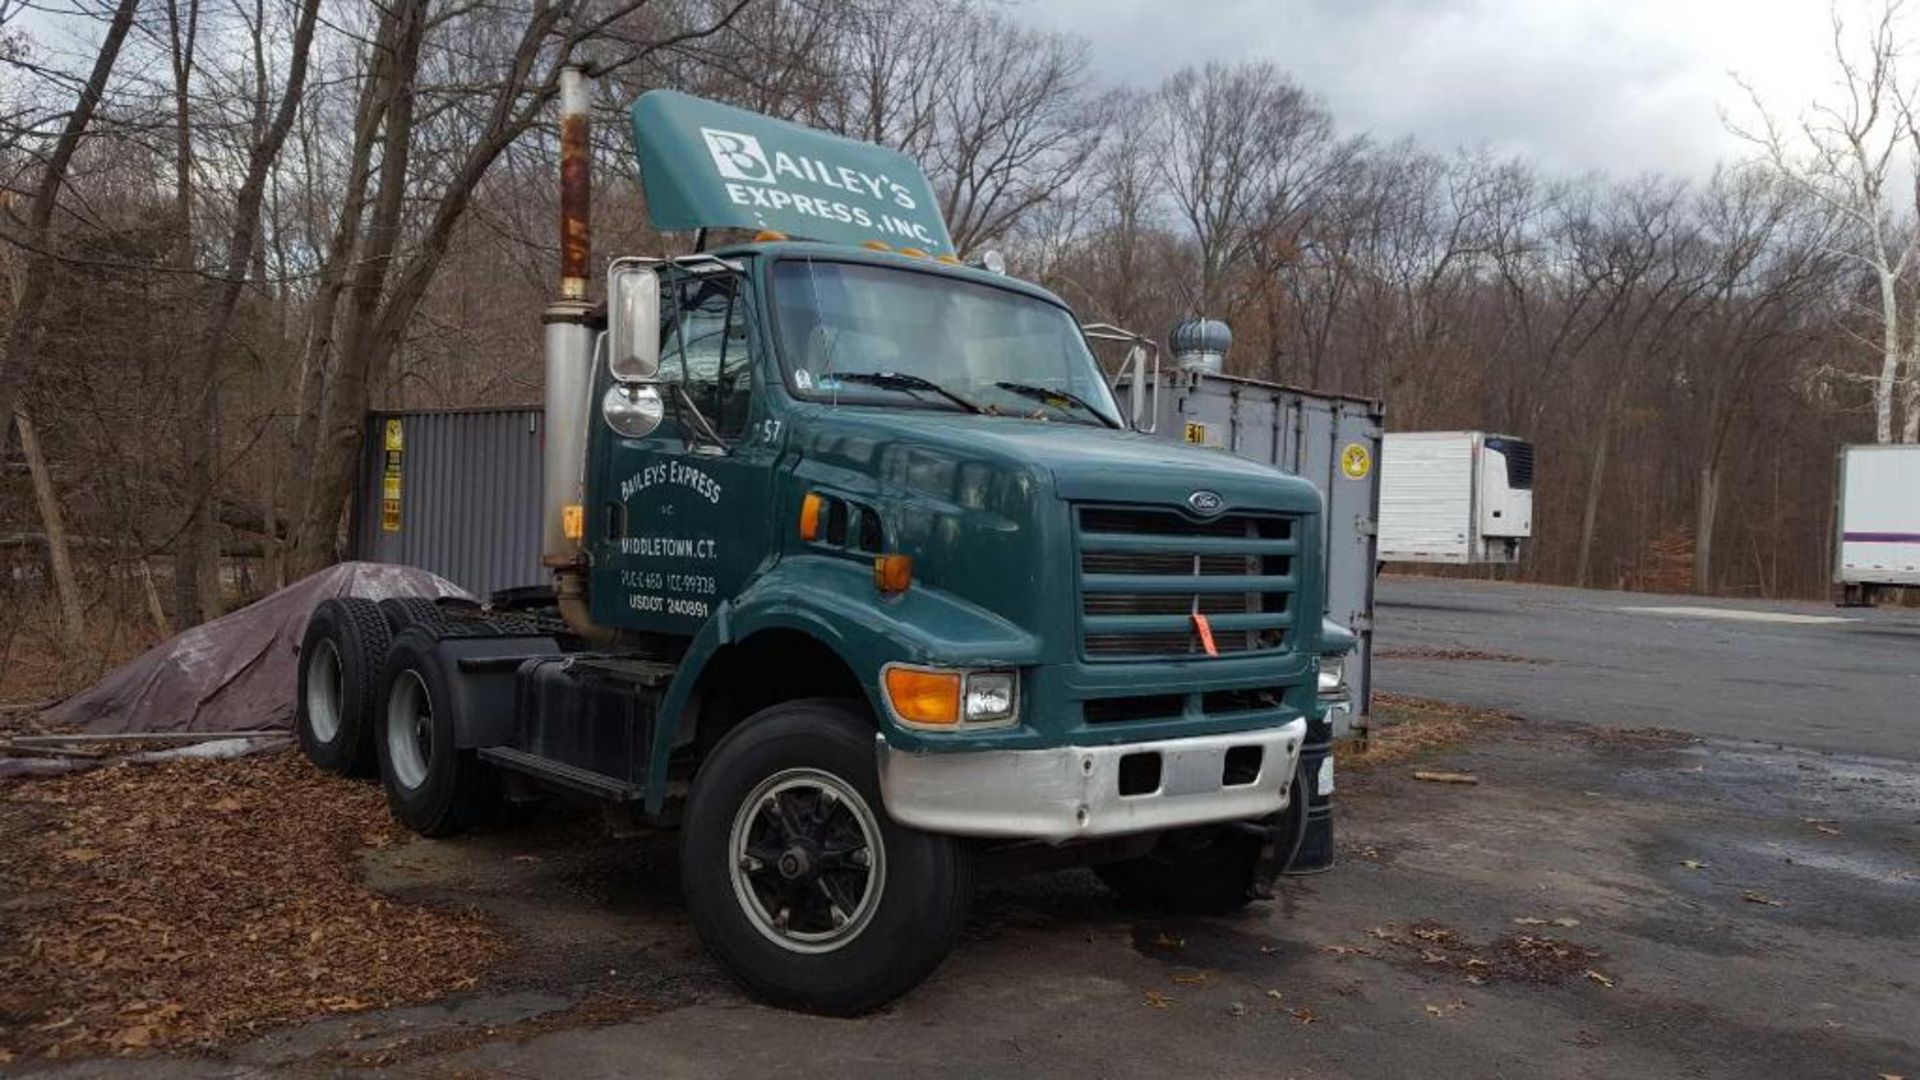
[1374,575,1920,759]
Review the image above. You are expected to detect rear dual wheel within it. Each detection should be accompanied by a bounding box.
[296,598,391,776]
[374,629,497,837]
[682,700,973,1015]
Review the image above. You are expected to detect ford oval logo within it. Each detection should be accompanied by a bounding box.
[1187,490,1224,515]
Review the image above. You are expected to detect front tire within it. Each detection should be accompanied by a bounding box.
[296,598,391,776]
[681,700,973,1015]
[374,629,496,838]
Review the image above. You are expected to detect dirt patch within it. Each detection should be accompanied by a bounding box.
[1363,920,1606,986]
[324,991,660,1069]
[1376,648,1544,664]
[1578,726,1699,750]
[0,752,505,1062]
[1338,694,1516,773]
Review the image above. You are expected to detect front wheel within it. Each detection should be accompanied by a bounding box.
[681,700,973,1015]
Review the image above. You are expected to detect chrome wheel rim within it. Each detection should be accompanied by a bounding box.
[728,767,886,954]
[305,638,343,744]
[386,669,434,791]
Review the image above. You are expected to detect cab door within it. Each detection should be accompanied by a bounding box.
[590,266,779,635]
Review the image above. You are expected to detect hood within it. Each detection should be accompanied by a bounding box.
[809,410,1323,516]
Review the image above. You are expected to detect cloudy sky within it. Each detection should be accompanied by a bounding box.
[1023,0,1846,179]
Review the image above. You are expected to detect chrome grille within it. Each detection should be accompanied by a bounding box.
[1074,504,1298,661]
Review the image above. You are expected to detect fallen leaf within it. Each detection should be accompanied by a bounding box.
[1148,932,1185,949]
[1814,825,1841,837]
[1142,990,1173,1009]
[1171,973,1209,985]
[1289,1007,1319,1023]
[1680,860,1709,870]
[1319,944,1373,957]
[209,796,244,813]
[1412,770,1479,785]
[1265,989,1284,1000]
[1258,945,1282,955]
[1584,969,1615,988]
[1426,1004,1445,1017]
[1741,891,1785,907]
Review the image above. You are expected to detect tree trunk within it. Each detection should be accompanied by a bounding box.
[1875,270,1899,444]
[14,410,85,646]
[1693,457,1719,595]
[1575,418,1611,588]
[0,0,141,462]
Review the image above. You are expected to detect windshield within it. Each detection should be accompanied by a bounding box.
[770,259,1122,426]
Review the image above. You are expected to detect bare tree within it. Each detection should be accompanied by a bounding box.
[1732,2,1920,443]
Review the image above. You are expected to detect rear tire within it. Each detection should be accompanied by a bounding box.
[377,596,451,634]
[296,598,391,776]
[681,699,973,1015]
[374,629,496,838]
[1095,825,1261,915]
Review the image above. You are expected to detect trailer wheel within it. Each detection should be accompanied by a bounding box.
[681,700,973,1016]
[1095,825,1261,915]
[296,598,391,776]
[374,629,496,838]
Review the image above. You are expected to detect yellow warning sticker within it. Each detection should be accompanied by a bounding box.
[1184,421,1208,445]
[384,418,405,452]
[382,474,402,500]
[1341,442,1372,480]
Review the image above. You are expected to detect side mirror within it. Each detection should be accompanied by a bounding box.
[608,262,660,381]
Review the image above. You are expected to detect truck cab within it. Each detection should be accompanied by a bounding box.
[294,82,1348,1016]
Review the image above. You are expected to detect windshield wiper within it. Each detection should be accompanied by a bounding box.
[831,371,984,414]
[992,381,1115,426]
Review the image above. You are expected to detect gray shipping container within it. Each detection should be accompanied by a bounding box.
[1128,370,1383,738]
[350,407,547,599]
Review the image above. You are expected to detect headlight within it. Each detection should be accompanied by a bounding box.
[962,671,1017,722]
[1316,654,1347,697]
[882,664,1019,729]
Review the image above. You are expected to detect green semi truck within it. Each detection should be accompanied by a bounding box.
[295,74,1352,1014]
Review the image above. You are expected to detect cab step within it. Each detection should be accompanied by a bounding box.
[478,746,644,801]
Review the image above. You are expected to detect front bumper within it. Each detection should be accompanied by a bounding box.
[875,718,1308,842]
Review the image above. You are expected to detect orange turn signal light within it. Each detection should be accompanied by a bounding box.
[884,666,960,726]
[753,229,789,242]
[861,239,892,252]
[799,492,825,541]
[897,247,928,259]
[562,504,584,541]
[873,553,913,594]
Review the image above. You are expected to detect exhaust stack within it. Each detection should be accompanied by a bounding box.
[543,65,595,571]
[558,67,591,301]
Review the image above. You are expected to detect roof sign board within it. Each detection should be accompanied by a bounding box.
[630,89,953,255]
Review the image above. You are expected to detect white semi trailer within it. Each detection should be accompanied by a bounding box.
[1834,444,1920,606]
[1377,431,1533,565]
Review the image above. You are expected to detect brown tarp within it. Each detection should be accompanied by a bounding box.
[44,563,466,735]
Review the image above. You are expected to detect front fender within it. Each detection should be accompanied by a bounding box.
[643,554,1042,811]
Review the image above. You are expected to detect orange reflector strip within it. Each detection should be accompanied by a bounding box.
[884,667,961,726]
[898,247,928,259]
[934,254,961,265]
[861,239,892,252]
[798,492,825,540]
[1191,612,1219,657]
[873,553,913,594]
[562,504,584,541]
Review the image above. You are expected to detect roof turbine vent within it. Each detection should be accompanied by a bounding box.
[1169,317,1231,373]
